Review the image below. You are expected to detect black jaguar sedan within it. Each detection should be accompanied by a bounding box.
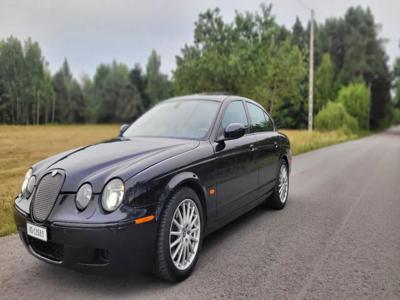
[14,94,291,281]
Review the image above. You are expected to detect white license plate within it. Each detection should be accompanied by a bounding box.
[27,222,47,242]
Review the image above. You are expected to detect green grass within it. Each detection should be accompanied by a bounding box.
[0,125,364,237]
[281,129,365,155]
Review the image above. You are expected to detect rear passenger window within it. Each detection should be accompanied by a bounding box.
[221,101,248,129]
[247,102,271,132]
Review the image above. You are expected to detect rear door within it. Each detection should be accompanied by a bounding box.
[246,102,280,200]
[213,100,258,218]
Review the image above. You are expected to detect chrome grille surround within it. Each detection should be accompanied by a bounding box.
[31,170,65,222]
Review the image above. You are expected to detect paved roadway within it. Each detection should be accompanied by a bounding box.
[1,127,400,299]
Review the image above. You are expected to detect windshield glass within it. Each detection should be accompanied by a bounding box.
[123,99,220,140]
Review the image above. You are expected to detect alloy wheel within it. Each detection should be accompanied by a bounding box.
[279,165,289,203]
[169,198,201,271]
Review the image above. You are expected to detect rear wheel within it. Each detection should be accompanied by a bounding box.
[153,187,203,282]
[266,160,289,210]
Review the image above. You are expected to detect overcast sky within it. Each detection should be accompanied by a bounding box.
[1,0,399,78]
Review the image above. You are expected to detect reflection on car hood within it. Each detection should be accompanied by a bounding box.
[34,137,199,193]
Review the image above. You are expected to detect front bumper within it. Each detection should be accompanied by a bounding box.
[13,206,158,273]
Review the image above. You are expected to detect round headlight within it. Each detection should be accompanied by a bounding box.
[101,178,125,212]
[21,169,35,198]
[76,183,93,210]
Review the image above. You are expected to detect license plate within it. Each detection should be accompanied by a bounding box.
[27,222,47,242]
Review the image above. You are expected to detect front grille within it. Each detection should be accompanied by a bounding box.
[28,237,64,261]
[31,171,65,222]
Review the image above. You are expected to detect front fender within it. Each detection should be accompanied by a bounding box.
[157,172,207,219]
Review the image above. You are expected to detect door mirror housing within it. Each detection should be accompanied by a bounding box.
[119,124,129,136]
[223,123,246,141]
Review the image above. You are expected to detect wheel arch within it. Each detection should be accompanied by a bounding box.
[159,171,208,225]
[281,154,289,166]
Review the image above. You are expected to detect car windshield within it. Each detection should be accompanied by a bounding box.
[123,99,220,140]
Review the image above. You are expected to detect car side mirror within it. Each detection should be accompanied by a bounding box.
[119,124,129,136]
[223,123,246,140]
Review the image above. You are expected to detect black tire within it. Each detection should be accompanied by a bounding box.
[266,159,289,210]
[153,187,204,282]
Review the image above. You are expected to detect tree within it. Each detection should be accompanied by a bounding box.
[394,58,400,107]
[129,64,148,110]
[0,36,52,124]
[314,53,336,113]
[315,7,391,128]
[52,60,86,123]
[81,74,95,122]
[93,61,143,123]
[39,71,55,124]
[52,60,70,123]
[242,41,307,128]
[0,37,25,123]
[24,39,49,124]
[336,82,370,130]
[146,50,172,107]
[396,81,400,108]
[174,4,307,128]
[292,17,307,50]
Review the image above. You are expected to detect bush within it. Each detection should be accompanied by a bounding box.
[315,101,359,132]
[384,107,400,127]
[393,108,400,125]
[336,83,370,130]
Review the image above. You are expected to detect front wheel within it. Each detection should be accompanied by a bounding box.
[266,160,289,210]
[153,187,203,282]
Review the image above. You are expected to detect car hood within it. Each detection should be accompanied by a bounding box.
[33,137,199,193]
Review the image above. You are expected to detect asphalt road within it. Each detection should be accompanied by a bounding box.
[1,127,400,300]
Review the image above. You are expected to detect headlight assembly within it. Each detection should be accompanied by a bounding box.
[101,178,125,212]
[76,183,93,210]
[21,169,35,198]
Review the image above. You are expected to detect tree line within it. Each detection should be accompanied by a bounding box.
[0,4,399,129]
[0,41,172,124]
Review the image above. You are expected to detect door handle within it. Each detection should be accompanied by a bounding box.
[249,144,256,151]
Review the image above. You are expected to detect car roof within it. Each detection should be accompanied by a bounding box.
[165,94,229,103]
[164,93,260,104]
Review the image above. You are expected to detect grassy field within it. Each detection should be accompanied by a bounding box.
[0,125,119,237]
[0,125,360,236]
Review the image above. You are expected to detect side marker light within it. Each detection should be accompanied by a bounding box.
[134,215,155,224]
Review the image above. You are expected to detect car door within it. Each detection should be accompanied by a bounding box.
[246,102,280,200]
[213,100,258,219]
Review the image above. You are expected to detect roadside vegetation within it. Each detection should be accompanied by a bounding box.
[0,125,362,237]
[281,129,362,155]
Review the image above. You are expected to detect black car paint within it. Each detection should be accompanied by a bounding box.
[14,95,291,271]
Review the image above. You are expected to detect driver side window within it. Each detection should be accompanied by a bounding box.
[221,101,248,129]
